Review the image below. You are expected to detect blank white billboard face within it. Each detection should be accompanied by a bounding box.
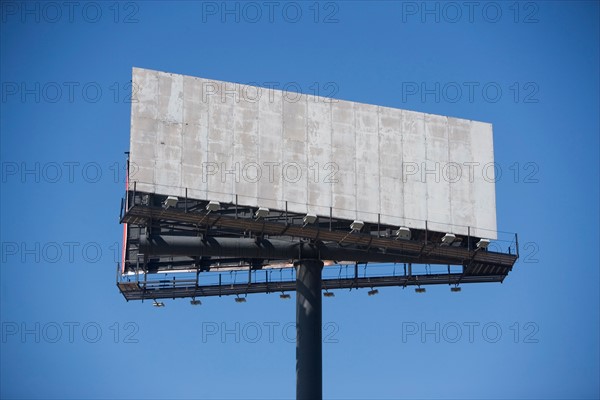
[129,68,497,239]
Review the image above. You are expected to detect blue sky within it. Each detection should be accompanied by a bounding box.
[1,1,598,399]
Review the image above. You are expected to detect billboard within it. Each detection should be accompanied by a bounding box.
[129,68,497,239]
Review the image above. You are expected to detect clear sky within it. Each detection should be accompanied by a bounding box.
[1,1,598,399]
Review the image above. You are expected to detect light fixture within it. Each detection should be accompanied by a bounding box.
[303,213,317,225]
[476,239,490,250]
[415,288,426,293]
[350,220,364,231]
[368,289,379,296]
[152,301,165,307]
[190,298,202,305]
[206,200,221,212]
[280,293,291,299]
[451,287,461,292]
[323,292,335,298]
[441,233,456,245]
[395,226,411,240]
[255,207,270,219]
[235,297,246,303]
[163,196,178,209]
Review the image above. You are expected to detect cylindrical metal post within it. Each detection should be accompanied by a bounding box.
[295,259,323,400]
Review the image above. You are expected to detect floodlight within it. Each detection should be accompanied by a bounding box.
[368,289,379,296]
[477,239,490,250]
[450,287,461,292]
[303,214,317,225]
[350,220,364,231]
[441,233,456,245]
[206,200,221,212]
[415,288,426,293]
[395,227,411,240]
[280,293,291,299]
[323,292,335,298]
[163,196,178,208]
[255,207,270,219]
[152,301,165,307]
[235,297,246,303]
[190,299,202,305]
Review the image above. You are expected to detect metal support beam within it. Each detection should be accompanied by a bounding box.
[139,234,414,264]
[295,259,323,400]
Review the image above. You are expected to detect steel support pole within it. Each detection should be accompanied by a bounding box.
[295,259,323,400]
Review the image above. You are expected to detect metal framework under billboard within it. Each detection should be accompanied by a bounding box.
[118,188,518,300]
